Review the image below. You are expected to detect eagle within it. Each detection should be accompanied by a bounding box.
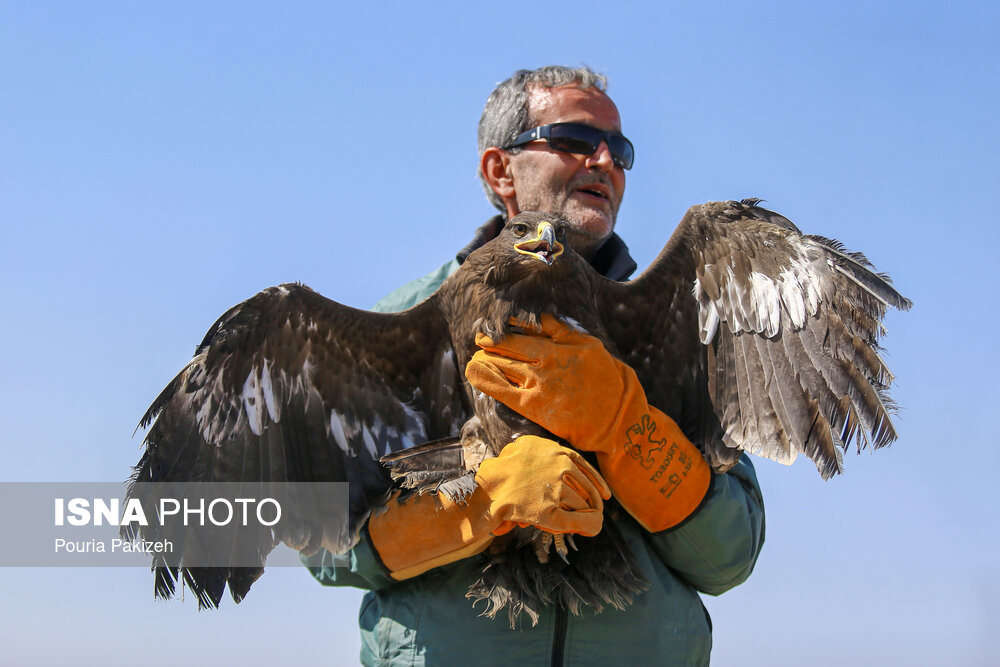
[126,200,910,622]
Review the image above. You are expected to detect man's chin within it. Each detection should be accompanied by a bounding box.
[562,207,615,257]
[566,206,615,240]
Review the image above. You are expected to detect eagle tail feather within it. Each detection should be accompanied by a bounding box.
[381,436,467,495]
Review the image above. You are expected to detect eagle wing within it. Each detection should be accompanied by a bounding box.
[127,283,466,606]
[597,200,911,479]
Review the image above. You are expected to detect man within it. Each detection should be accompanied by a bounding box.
[304,66,765,666]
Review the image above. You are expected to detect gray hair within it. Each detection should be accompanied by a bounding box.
[477,66,609,212]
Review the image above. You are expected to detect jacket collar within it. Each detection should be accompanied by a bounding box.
[456,214,638,281]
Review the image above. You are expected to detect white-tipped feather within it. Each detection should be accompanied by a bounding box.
[361,426,378,459]
[329,408,350,453]
[778,270,807,329]
[693,277,721,344]
[749,271,781,338]
[242,368,264,437]
[261,359,281,424]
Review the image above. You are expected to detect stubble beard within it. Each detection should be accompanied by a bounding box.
[514,190,615,259]
[554,194,617,259]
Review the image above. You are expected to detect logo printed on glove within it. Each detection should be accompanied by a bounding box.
[623,414,666,469]
[624,414,700,500]
[650,445,700,499]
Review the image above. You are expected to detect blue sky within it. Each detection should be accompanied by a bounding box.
[1,1,997,664]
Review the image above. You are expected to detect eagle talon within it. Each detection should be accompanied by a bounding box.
[553,534,570,563]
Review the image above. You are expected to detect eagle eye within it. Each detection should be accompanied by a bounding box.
[512,223,528,237]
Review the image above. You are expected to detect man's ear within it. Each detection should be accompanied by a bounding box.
[480,147,517,204]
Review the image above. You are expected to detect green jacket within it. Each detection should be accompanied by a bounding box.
[304,218,765,666]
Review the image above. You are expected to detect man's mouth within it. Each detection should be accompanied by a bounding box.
[576,185,610,202]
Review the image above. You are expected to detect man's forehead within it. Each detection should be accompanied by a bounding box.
[526,84,622,132]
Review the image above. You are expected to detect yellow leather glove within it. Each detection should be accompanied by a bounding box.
[465,314,712,533]
[369,435,611,580]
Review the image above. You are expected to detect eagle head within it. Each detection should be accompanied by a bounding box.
[467,212,576,290]
[506,212,566,266]
[446,211,594,341]
[480,212,577,285]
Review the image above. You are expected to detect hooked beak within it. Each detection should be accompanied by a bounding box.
[513,221,564,266]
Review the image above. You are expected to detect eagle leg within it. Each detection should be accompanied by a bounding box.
[532,531,553,563]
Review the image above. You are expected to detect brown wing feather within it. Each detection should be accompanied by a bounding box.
[127,283,466,606]
[596,200,910,479]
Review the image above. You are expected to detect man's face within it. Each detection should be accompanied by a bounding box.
[506,85,626,258]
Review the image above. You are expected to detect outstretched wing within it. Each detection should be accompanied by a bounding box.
[126,283,466,606]
[597,200,911,479]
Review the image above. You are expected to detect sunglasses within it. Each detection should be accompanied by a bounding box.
[505,122,635,170]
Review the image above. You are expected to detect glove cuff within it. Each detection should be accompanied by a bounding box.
[595,405,713,532]
[368,490,495,581]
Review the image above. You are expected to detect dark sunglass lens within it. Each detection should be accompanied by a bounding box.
[543,124,633,169]
[549,135,596,155]
[547,125,598,155]
[608,136,634,169]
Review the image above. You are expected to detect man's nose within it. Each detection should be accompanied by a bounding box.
[585,141,615,172]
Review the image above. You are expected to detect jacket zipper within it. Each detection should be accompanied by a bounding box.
[551,604,567,667]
